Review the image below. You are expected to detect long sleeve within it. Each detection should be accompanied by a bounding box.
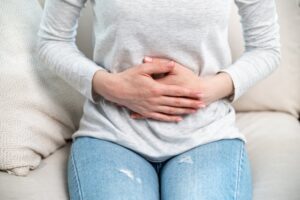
[217,0,281,103]
[36,0,107,104]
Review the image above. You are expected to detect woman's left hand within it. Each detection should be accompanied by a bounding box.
[127,56,234,120]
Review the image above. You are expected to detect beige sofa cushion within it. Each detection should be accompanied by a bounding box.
[229,0,300,119]
[0,0,84,176]
[236,112,300,200]
[0,145,70,200]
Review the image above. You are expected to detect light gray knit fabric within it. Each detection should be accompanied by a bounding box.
[37,0,280,162]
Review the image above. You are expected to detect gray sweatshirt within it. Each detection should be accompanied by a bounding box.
[37,0,280,162]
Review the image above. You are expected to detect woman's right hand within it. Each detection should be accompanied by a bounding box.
[92,61,205,122]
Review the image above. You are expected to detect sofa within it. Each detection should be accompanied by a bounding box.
[0,0,299,200]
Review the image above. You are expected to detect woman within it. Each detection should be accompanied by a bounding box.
[37,0,280,199]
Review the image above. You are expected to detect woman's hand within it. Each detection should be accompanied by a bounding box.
[129,57,234,120]
[92,61,205,122]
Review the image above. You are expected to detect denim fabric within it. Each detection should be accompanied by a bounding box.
[68,136,252,200]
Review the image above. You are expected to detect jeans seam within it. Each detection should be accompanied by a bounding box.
[234,142,245,200]
[71,148,84,200]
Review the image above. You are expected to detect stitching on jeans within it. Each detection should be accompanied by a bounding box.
[234,142,245,200]
[71,147,84,200]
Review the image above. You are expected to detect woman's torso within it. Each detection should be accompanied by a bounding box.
[73,0,245,162]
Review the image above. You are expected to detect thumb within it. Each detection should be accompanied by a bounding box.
[140,61,175,75]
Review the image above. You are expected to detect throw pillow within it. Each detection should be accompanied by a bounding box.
[0,0,85,176]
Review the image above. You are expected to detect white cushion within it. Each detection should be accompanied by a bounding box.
[236,112,300,200]
[229,0,300,118]
[0,0,84,176]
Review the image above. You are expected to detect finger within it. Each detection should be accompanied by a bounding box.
[147,112,182,122]
[143,56,153,63]
[130,111,142,117]
[130,113,146,119]
[129,109,182,122]
[153,105,197,115]
[154,96,206,109]
[159,84,203,99]
[140,61,175,75]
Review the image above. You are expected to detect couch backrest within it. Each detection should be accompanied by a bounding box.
[228,0,300,119]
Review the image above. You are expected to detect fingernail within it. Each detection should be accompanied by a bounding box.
[198,104,206,108]
[144,56,153,62]
[167,61,175,67]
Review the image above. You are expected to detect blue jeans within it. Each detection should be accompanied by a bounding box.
[67,137,252,200]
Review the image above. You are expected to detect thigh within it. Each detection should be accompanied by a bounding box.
[67,136,159,200]
[160,139,253,200]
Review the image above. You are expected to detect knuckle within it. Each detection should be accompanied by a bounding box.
[166,107,174,114]
[174,98,181,106]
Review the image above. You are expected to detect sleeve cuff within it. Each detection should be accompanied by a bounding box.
[216,66,242,103]
[85,66,107,104]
